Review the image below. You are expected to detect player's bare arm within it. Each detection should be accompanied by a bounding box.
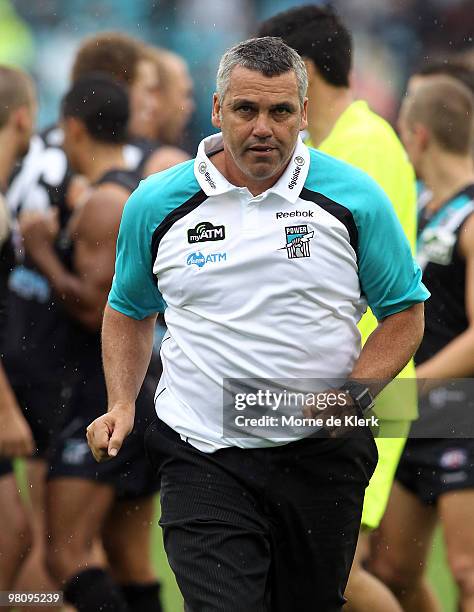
[417,214,474,382]
[0,363,34,457]
[20,183,128,330]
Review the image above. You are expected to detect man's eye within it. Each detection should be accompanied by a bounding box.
[273,107,289,115]
[237,106,252,113]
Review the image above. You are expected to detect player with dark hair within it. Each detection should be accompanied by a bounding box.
[0,65,36,591]
[3,32,183,604]
[259,6,418,611]
[21,74,162,612]
[371,76,474,612]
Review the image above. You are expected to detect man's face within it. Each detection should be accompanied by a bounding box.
[129,59,161,140]
[212,66,307,183]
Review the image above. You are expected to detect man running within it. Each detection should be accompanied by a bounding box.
[87,37,428,611]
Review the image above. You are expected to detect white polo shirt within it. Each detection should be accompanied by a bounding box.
[109,133,428,452]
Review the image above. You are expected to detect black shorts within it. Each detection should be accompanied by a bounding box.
[0,458,13,478]
[396,438,474,505]
[12,382,71,459]
[48,370,160,500]
[145,419,378,612]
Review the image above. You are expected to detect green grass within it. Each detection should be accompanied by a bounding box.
[428,527,458,612]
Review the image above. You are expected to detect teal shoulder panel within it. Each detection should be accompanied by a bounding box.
[109,160,200,319]
[305,149,429,319]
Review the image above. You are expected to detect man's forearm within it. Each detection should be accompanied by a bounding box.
[102,304,157,411]
[350,303,424,396]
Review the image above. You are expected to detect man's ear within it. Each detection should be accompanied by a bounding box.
[300,97,308,132]
[303,58,317,86]
[211,93,222,129]
[64,116,86,141]
[12,105,31,133]
[414,123,430,151]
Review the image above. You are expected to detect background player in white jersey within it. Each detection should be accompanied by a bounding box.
[370,76,474,612]
[0,65,37,592]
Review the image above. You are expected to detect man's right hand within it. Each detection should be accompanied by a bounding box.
[0,408,34,457]
[86,406,135,462]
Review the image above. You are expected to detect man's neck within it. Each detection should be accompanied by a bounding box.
[421,149,474,211]
[307,82,353,148]
[0,131,20,193]
[78,144,127,183]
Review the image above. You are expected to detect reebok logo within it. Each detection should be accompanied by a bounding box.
[276,210,314,219]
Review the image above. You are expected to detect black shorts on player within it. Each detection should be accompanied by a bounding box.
[49,366,159,500]
[145,418,378,612]
[397,437,474,505]
[0,459,13,478]
[3,382,70,459]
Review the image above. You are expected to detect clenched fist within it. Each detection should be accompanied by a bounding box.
[86,406,135,462]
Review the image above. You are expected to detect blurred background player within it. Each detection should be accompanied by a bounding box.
[70,34,190,177]
[258,5,418,611]
[370,76,474,612]
[20,74,162,612]
[3,31,191,606]
[146,48,195,149]
[0,64,36,593]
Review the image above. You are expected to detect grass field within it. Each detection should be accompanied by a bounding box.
[151,497,458,612]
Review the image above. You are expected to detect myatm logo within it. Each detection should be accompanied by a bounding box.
[187,221,226,243]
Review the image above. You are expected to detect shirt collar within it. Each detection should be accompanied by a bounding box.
[194,133,310,202]
[194,133,236,196]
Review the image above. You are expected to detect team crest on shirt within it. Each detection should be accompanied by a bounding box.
[418,228,456,267]
[279,225,314,259]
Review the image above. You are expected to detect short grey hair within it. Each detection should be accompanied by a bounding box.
[216,37,308,107]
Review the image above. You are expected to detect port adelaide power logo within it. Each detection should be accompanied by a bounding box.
[279,225,314,259]
[188,221,226,244]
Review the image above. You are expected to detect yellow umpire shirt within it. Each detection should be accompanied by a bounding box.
[308,99,417,422]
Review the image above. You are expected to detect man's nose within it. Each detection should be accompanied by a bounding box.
[252,112,273,138]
